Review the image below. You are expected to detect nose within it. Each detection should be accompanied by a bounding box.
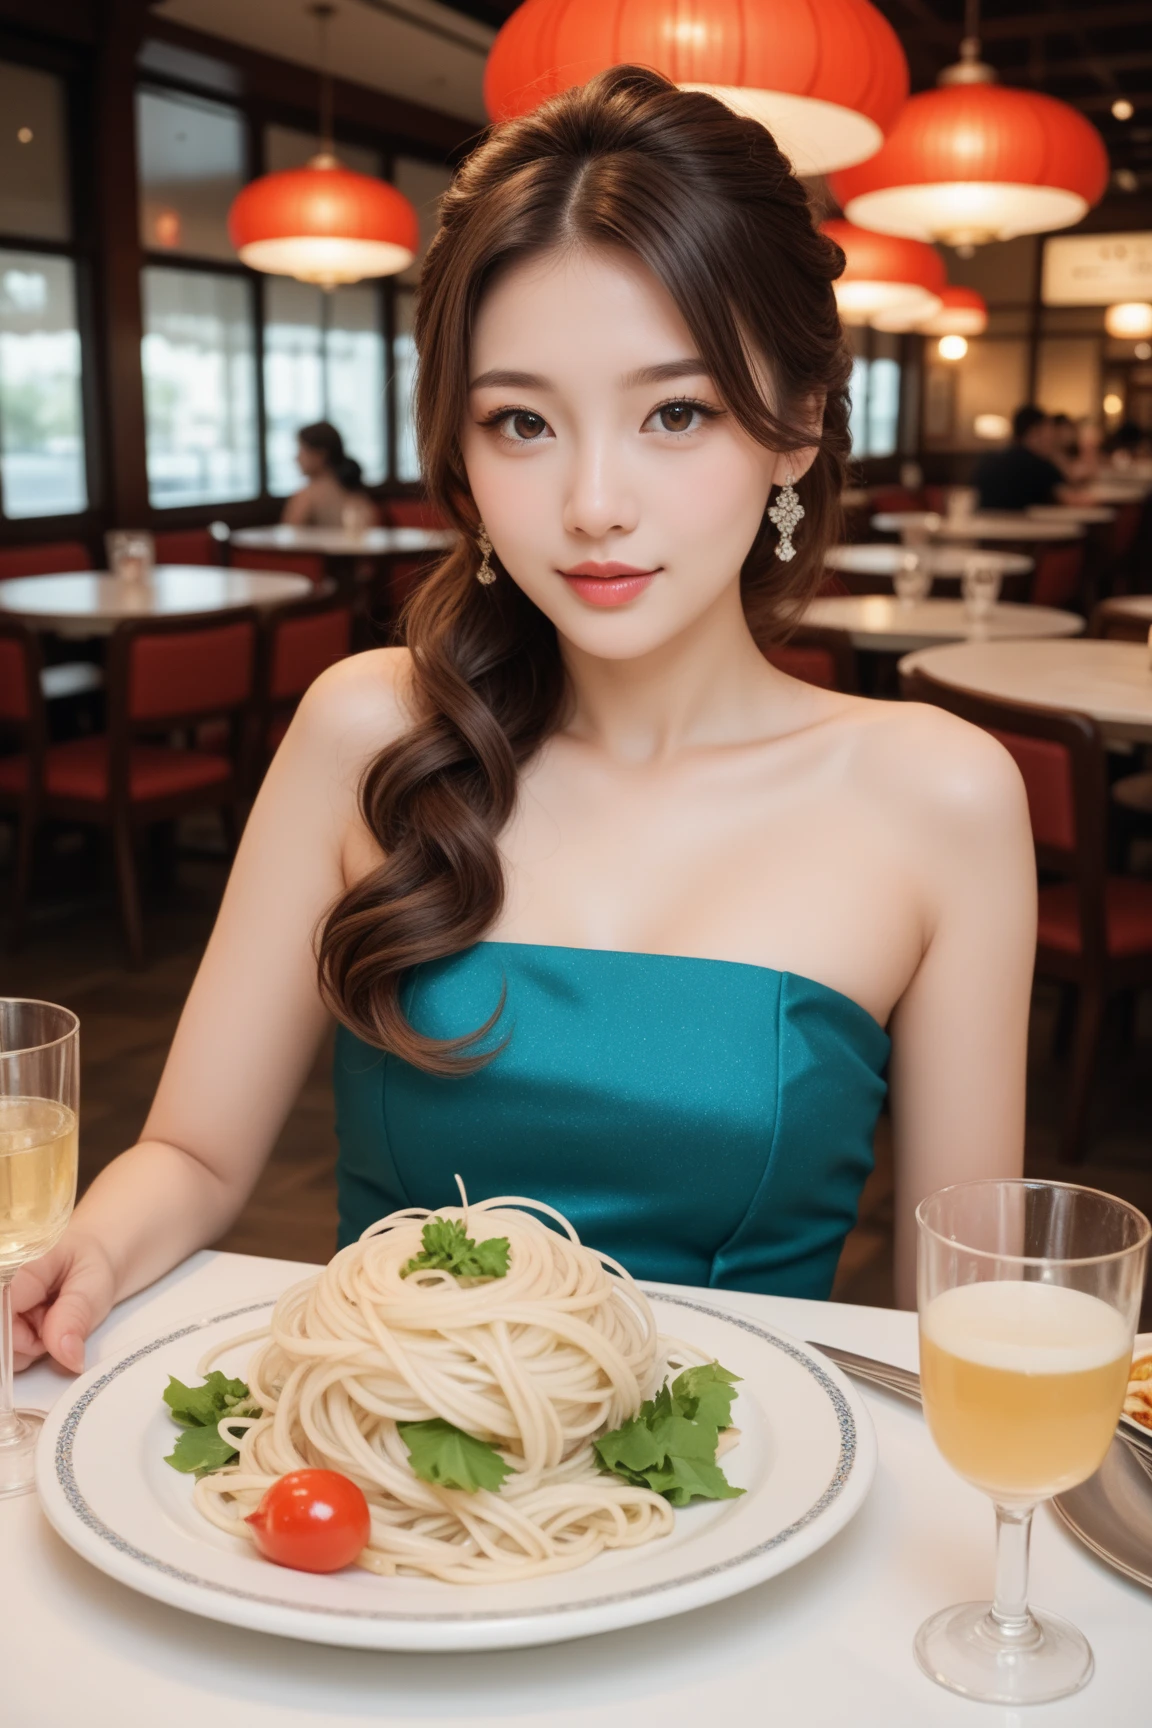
[561,432,639,542]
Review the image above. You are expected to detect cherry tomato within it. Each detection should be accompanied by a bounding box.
[245,1469,370,1573]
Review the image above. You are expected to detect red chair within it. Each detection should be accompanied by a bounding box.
[154,529,219,566]
[0,610,258,963]
[870,485,926,515]
[1030,542,1085,610]
[765,626,857,692]
[231,547,325,584]
[255,595,353,774]
[0,620,46,941]
[0,541,90,579]
[901,666,1152,1161]
[382,498,447,530]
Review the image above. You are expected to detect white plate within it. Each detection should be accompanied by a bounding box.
[1121,1331,1152,1446]
[36,1289,875,1652]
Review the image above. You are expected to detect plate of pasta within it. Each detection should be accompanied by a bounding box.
[35,1191,875,1650]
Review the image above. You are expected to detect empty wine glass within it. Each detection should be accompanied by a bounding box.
[0,1000,80,1499]
[893,550,932,606]
[916,1178,1149,1704]
[962,556,1001,630]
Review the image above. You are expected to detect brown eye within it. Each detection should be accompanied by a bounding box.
[510,411,546,440]
[658,402,697,433]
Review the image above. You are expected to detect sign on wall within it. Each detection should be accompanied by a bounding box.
[1042,233,1152,306]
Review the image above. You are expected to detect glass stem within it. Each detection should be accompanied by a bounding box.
[0,1274,18,1445]
[989,1502,1041,1645]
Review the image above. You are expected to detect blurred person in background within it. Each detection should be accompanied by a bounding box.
[282,421,379,529]
[1103,419,1152,465]
[974,406,1090,510]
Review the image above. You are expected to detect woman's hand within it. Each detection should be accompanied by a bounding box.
[10,1229,117,1375]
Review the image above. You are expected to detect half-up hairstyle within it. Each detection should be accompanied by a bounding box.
[318,65,851,1072]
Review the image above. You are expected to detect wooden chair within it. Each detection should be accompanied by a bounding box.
[254,593,353,777]
[0,609,258,964]
[765,626,858,693]
[900,666,1152,1161]
[1089,599,1151,643]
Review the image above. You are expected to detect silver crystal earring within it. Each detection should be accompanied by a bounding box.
[475,523,496,586]
[767,472,804,563]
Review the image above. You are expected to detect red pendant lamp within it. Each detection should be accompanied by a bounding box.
[829,23,1108,249]
[484,0,909,176]
[871,282,987,335]
[228,6,418,288]
[823,219,945,328]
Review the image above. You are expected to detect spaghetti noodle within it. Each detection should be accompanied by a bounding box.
[193,1193,680,1582]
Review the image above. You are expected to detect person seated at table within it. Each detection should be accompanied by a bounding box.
[12,68,1035,1377]
[1104,419,1152,465]
[973,406,1083,510]
[282,421,378,529]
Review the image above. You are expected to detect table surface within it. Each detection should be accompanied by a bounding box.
[1087,480,1151,504]
[872,512,1085,542]
[805,595,1084,652]
[7,1250,1148,1727]
[826,543,1033,577]
[1104,595,1152,622]
[899,637,1152,742]
[230,525,455,556]
[0,566,313,632]
[1027,504,1117,526]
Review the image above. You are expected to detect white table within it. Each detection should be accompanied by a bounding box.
[825,544,1033,580]
[0,567,313,638]
[873,512,1085,543]
[7,1250,1148,1726]
[230,526,455,558]
[1028,505,1117,527]
[899,639,1152,744]
[1087,481,1151,506]
[805,595,1084,654]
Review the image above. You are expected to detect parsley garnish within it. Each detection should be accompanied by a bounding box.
[397,1418,513,1492]
[594,1361,744,1506]
[162,1371,261,1478]
[401,1216,510,1282]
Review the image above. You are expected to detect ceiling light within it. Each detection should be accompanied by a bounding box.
[974,413,1010,439]
[1136,341,1152,360]
[1112,98,1134,121]
[822,219,945,329]
[1103,393,1124,415]
[1105,302,1152,340]
[483,0,910,176]
[938,334,968,360]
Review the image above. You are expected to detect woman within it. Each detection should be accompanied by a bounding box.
[14,69,1034,1375]
[282,420,377,528]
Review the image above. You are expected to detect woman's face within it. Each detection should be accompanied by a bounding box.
[297,440,326,479]
[461,246,799,661]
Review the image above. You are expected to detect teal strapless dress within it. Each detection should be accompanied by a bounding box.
[333,941,889,1299]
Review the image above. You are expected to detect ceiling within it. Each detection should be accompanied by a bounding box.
[156,0,1152,189]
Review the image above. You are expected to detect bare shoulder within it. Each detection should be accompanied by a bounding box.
[837,695,1030,839]
[293,647,417,780]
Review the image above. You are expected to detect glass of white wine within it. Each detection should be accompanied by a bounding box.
[0,999,79,1499]
[916,1178,1149,1705]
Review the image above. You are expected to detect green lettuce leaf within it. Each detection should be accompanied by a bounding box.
[401,1217,510,1282]
[162,1371,259,1478]
[594,1360,744,1505]
[164,1423,246,1477]
[397,1418,512,1492]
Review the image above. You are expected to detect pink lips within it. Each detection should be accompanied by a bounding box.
[559,561,659,608]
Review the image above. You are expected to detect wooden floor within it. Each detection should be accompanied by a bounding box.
[5,819,1152,1308]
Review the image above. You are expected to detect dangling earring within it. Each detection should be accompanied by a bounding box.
[767,472,804,563]
[475,523,496,586]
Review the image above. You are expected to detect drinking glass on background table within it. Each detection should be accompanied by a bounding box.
[0,1000,79,1499]
[961,555,1001,631]
[916,1179,1149,1705]
[947,486,978,520]
[893,549,932,606]
[105,529,154,584]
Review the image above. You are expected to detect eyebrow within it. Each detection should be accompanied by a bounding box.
[468,358,711,392]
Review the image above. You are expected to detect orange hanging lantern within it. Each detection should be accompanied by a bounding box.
[872,283,988,335]
[829,42,1109,248]
[483,0,909,176]
[823,218,946,328]
[228,156,418,288]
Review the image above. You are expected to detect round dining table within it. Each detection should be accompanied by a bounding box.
[872,512,1084,543]
[825,544,1032,581]
[1027,504,1117,527]
[804,595,1083,654]
[898,638,1152,743]
[7,1247,1149,1725]
[229,525,455,559]
[0,566,314,638]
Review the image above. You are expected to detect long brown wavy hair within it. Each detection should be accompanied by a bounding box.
[317,64,852,1072]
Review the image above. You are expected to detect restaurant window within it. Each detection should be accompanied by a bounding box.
[141,267,258,507]
[137,87,246,261]
[264,278,386,497]
[0,60,89,520]
[847,352,902,459]
[394,289,419,482]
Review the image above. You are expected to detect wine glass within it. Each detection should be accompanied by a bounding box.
[0,999,79,1499]
[961,555,1002,632]
[893,549,932,607]
[916,1178,1149,1705]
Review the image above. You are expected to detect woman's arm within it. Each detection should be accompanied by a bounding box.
[882,708,1037,1307]
[13,649,408,1372]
